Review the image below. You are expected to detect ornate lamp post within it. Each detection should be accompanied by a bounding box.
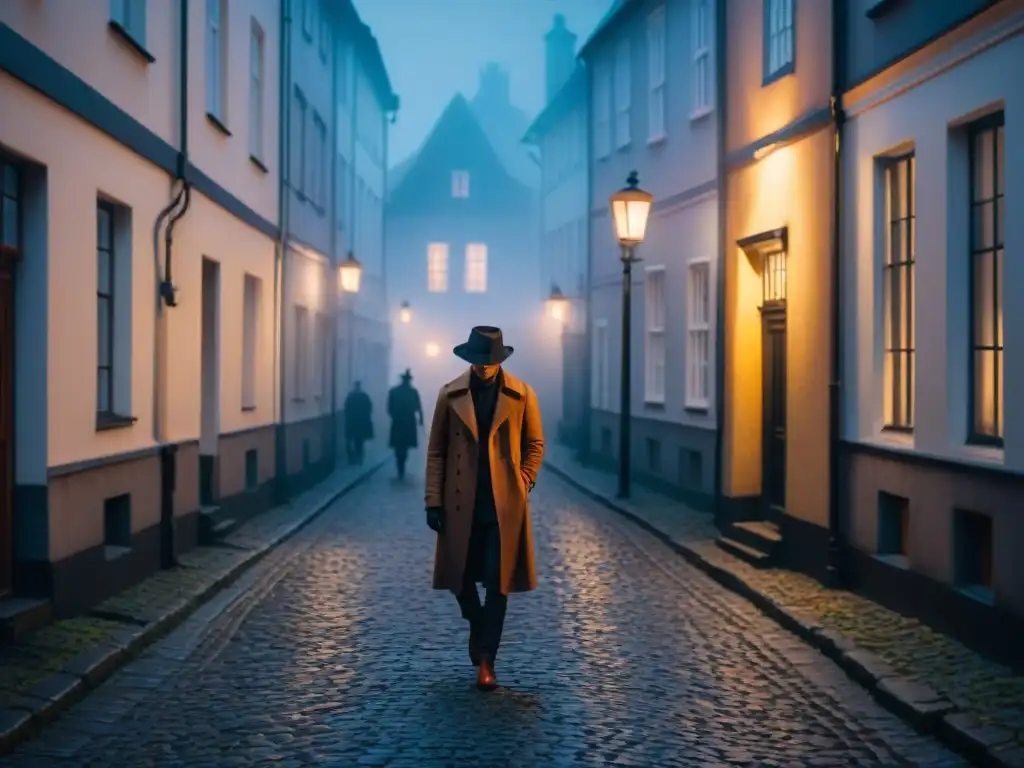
[546,283,571,325]
[333,251,362,466]
[609,171,653,499]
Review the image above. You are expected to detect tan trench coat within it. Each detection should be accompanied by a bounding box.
[425,368,545,595]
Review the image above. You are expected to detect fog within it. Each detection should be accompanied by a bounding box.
[356,0,612,431]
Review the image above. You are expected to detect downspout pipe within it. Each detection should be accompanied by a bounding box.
[274,0,293,502]
[153,0,191,569]
[580,60,593,466]
[329,22,339,468]
[825,0,847,587]
[712,0,728,526]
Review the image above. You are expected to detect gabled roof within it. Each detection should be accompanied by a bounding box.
[388,88,539,194]
[333,0,398,111]
[522,65,586,145]
[387,93,532,203]
[578,0,634,61]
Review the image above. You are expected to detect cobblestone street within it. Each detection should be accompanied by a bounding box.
[1,468,966,767]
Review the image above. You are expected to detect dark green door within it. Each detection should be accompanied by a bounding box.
[761,304,787,523]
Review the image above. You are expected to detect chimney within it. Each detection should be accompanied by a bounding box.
[477,62,510,108]
[545,14,577,103]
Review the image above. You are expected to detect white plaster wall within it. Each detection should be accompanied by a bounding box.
[842,22,1024,471]
[0,75,279,468]
[187,0,281,225]
[0,0,178,146]
[282,246,330,425]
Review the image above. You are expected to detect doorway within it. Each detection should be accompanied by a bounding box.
[0,161,19,598]
[200,258,220,505]
[760,247,787,523]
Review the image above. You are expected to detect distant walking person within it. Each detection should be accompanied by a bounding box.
[387,369,423,479]
[343,381,373,465]
[425,326,545,691]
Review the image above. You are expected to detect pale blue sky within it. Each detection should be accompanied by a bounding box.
[353,0,611,165]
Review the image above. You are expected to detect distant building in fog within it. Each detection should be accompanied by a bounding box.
[522,14,589,450]
[580,0,720,508]
[385,65,558,413]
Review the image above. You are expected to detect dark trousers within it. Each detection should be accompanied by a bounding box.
[346,438,365,465]
[456,522,507,662]
[394,447,408,477]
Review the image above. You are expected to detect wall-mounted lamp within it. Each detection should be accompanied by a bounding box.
[425,341,440,358]
[338,250,362,294]
[399,300,411,324]
[546,283,571,324]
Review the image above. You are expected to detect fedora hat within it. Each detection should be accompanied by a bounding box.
[400,368,413,381]
[453,326,514,365]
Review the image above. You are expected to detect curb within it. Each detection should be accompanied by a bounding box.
[545,461,1023,768]
[0,457,386,756]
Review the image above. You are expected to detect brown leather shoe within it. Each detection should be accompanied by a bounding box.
[476,659,497,691]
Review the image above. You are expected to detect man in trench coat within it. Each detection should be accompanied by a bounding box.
[387,369,423,479]
[424,326,545,690]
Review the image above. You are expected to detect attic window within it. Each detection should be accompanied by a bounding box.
[451,170,470,198]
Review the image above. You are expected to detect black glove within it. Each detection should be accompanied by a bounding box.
[426,506,444,533]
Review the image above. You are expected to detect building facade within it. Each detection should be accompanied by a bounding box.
[522,15,589,450]
[581,0,720,507]
[0,0,281,618]
[385,66,552,424]
[718,0,837,572]
[840,0,1024,659]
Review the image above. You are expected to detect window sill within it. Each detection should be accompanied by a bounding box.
[96,412,138,432]
[874,553,909,571]
[616,141,632,153]
[241,405,257,413]
[690,106,713,122]
[957,584,995,607]
[647,132,667,147]
[684,403,710,415]
[643,400,665,410]
[104,544,132,561]
[762,62,795,88]
[292,397,306,404]
[206,112,232,137]
[108,21,155,63]
[249,155,268,173]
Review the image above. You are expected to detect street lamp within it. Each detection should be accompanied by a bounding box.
[425,341,440,358]
[609,171,653,499]
[546,283,570,324]
[338,250,362,294]
[399,300,412,324]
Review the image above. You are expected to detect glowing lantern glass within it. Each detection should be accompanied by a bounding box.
[338,251,362,294]
[425,342,440,358]
[546,284,570,323]
[399,300,411,324]
[609,171,653,247]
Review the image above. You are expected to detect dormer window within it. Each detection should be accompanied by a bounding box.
[451,170,470,199]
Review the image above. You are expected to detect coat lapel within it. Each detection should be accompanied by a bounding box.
[447,371,478,441]
[489,372,525,440]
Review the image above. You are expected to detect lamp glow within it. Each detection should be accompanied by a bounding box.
[609,171,653,247]
[546,284,570,323]
[338,251,362,294]
[425,341,440,358]
[399,300,411,324]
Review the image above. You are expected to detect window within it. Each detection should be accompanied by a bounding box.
[465,244,488,293]
[205,0,227,121]
[615,39,631,148]
[97,201,116,415]
[313,313,326,399]
[882,154,915,430]
[110,0,147,48]
[242,274,260,410]
[249,20,265,161]
[1,163,19,252]
[877,492,909,559]
[644,267,666,404]
[451,170,470,199]
[318,12,329,61]
[686,259,711,408]
[311,113,327,209]
[646,438,662,472]
[954,509,993,595]
[427,243,449,292]
[647,6,666,141]
[302,0,314,39]
[594,66,611,159]
[763,249,787,303]
[319,314,331,402]
[244,449,259,491]
[764,0,794,81]
[968,113,1004,444]
[693,0,712,113]
[294,305,309,399]
[103,494,132,551]
[292,88,307,196]
[336,155,348,230]
[592,319,610,410]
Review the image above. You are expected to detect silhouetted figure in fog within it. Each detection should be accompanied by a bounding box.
[425,326,545,691]
[343,381,373,466]
[387,369,423,479]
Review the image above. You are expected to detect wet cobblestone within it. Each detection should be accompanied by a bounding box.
[1,470,965,767]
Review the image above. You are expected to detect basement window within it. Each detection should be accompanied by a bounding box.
[245,449,259,491]
[954,509,994,604]
[104,493,132,559]
[876,491,909,568]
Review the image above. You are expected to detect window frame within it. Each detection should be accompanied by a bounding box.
[97,200,116,417]
[967,111,1005,447]
[881,152,916,432]
[241,274,260,411]
[646,5,667,143]
[302,0,314,40]
[464,243,488,293]
[763,0,795,85]
[249,19,265,162]
[427,242,449,293]
[293,88,308,198]
[451,170,470,199]
[686,258,712,410]
[692,0,713,116]
[644,265,667,405]
[109,0,150,56]
[592,318,610,411]
[615,38,632,149]
[1,163,20,255]
[294,305,310,400]
[594,65,611,159]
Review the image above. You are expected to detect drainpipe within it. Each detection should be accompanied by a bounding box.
[712,0,728,525]
[381,98,394,435]
[580,61,593,466]
[329,24,339,468]
[346,58,359,393]
[274,0,293,503]
[825,0,847,587]
[153,0,191,569]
